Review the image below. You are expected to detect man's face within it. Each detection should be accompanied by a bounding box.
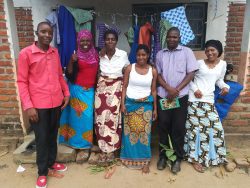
[166,30,180,50]
[36,23,53,46]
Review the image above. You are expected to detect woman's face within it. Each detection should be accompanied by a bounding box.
[205,46,219,62]
[79,37,92,52]
[104,34,117,50]
[136,49,149,66]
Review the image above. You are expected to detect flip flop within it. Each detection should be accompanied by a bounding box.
[192,163,205,173]
[104,166,116,179]
[48,169,64,178]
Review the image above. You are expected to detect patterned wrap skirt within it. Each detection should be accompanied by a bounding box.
[94,76,123,153]
[120,96,153,169]
[184,101,227,167]
[58,83,94,149]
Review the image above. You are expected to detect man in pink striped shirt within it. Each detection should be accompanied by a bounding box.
[17,22,70,188]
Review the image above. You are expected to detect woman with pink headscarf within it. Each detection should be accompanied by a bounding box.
[59,30,99,163]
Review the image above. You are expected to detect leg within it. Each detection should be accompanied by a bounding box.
[31,109,50,176]
[48,107,61,168]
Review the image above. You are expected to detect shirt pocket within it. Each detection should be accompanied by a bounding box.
[29,56,47,76]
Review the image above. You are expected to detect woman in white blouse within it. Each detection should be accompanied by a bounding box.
[94,30,130,163]
[184,40,229,173]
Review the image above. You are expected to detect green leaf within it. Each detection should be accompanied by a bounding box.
[168,155,177,162]
[165,150,175,158]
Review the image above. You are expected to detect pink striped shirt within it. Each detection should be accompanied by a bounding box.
[17,43,70,110]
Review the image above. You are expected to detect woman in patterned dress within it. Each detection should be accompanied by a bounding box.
[120,44,158,173]
[58,30,99,163]
[184,40,230,172]
[94,30,130,163]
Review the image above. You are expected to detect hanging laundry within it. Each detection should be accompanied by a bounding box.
[138,22,154,50]
[58,5,76,68]
[46,11,60,46]
[128,25,140,64]
[214,81,243,121]
[126,26,134,45]
[96,23,121,49]
[65,6,93,32]
[161,6,195,45]
[159,19,172,49]
[153,23,161,62]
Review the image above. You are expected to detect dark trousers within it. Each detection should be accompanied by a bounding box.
[158,95,188,160]
[31,107,61,176]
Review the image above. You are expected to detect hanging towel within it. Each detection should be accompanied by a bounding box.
[159,20,172,49]
[46,11,60,46]
[65,6,93,32]
[161,6,195,45]
[58,5,76,68]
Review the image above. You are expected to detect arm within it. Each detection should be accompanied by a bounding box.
[216,61,230,96]
[151,67,158,121]
[176,71,195,91]
[17,51,38,122]
[66,53,77,75]
[157,74,179,99]
[121,64,132,114]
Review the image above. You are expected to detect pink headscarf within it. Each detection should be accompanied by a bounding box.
[77,30,99,64]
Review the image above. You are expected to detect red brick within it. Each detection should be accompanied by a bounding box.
[0,75,14,80]
[240,113,250,119]
[0,96,10,101]
[0,89,16,95]
[0,67,4,73]
[228,120,249,126]
[0,21,6,28]
[0,102,19,108]
[0,61,12,66]
[0,82,6,87]
[6,68,13,74]
[0,45,10,51]
[230,105,245,112]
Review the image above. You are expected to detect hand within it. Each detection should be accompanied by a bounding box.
[26,108,39,123]
[220,87,229,96]
[71,52,78,62]
[167,87,179,99]
[194,90,203,98]
[121,104,127,114]
[99,47,106,57]
[153,109,157,121]
[61,96,70,110]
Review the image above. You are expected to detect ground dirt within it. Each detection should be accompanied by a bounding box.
[0,143,250,188]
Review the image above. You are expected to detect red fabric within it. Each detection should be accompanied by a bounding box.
[138,22,154,50]
[17,43,70,111]
[75,59,99,88]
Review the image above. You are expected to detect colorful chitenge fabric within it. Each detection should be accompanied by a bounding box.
[94,76,123,153]
[184,101,227,167]
[120,95,154,169]
[59,83,94,149]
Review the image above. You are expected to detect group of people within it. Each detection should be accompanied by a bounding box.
[17,21,229,188]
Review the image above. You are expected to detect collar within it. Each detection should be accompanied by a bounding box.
[163,45,182,52]
[31,42,55,54]
[104,48,122,59]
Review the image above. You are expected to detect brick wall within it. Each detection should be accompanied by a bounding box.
[14,7,34,50]
[0,0,23,150]
[223,3,250,132]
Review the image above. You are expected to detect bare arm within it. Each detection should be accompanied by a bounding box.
[151,67,158,120]
[121,65,132,113]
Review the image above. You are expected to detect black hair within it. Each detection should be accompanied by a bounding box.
[136,44,151,64]
[104,29,118,41]
[36,21,52,33]
[167,27,180,36]
[204,40,223,57]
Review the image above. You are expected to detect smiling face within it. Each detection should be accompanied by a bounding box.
[36,23,53,47]
[166,30,180,50]
[104,33,117,51]
[136,49,149,66]
[205,46,219,62]
[79,37,92,52]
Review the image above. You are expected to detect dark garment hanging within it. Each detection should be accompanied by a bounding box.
[58,5,76,68]
[128,25,140,64]
[153,23,161,62]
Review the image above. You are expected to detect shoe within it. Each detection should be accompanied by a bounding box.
[51,163,67,172]
[171,160,181,174]
[36,176,47,188]
[157,157,167,170]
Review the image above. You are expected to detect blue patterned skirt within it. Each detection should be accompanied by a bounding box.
[120,96,153,169]
[184,101,227,167]
[58,83,94,149]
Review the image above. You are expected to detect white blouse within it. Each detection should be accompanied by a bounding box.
[100,48,130,78]
[189,59,230,104]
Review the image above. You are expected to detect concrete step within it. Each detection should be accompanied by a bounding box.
[13,132,76,164]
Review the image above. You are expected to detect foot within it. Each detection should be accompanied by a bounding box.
[76,150,90,164]
[157,158,166,170]
[171,160,181,174]
[51,163,67,172]
[142,165,150,174]
[192,162,205,173]
[36,176,47,188]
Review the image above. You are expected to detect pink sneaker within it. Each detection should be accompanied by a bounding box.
[51,163,67,172]
[36,176,47,188]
